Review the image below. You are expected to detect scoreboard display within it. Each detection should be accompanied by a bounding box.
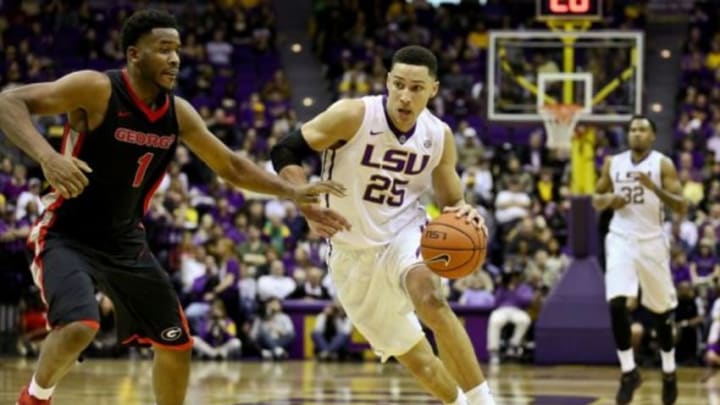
[536,0,603,20]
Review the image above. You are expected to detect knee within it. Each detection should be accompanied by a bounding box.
[516,311,532,327]
[413,287,451,328]
[63,321,99,348]
[609,297,628,316]
[488,312,504,328]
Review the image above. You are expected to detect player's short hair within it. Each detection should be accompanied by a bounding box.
[628,115,657,134]
[121,9,179,53]
[391,45,438,78]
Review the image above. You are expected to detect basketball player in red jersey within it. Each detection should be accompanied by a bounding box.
[0,10,347,405]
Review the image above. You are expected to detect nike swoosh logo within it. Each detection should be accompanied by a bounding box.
[426,253,451,267]
[370,130,383,135]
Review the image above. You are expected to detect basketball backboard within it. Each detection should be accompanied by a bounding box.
[487,30,643,123]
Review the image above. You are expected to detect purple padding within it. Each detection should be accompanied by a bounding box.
[534,257,617,364]
[568,196,599,258]
[486,124,509,146]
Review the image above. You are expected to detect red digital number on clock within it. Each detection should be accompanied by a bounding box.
[549,0,590,13]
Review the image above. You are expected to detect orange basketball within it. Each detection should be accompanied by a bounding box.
[420,212,487,279]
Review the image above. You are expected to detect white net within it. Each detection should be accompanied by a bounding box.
[539,104,583,150]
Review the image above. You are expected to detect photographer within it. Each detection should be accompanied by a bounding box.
[312,301,352,361]
[250,298,295,360]
[192,299,242,360]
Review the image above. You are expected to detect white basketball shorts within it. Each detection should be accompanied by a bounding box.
[605,232,677,313]
[327,222,426,362]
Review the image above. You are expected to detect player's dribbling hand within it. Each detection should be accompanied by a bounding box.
[299,204,351,238]
[40,152,92,199]
[444,203,488,237]
[288,180,346,204]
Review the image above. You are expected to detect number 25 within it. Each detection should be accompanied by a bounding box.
[363,174,408,207]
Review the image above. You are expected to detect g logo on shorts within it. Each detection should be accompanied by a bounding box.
[160,326,183,341]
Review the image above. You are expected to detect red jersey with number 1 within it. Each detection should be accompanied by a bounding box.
[40,69,178,243]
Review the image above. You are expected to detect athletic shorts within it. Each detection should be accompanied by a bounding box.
[328,221,427,362]
[605,232,677,313]
[27,228,192,350]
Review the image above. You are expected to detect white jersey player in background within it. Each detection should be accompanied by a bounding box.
[271,45,495,405]
[593,115,687,405]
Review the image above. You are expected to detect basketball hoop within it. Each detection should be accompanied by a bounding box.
[539,104,583,150]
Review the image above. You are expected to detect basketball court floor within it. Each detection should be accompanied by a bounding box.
[0,358,714,404]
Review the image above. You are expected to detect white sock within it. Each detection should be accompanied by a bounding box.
[29,375,55,400]
[617,349,636,373]
[466,381,496,405]
[445,387,468,405]
[661,349,676,373]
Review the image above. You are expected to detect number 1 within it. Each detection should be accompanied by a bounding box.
[133,152,154,188]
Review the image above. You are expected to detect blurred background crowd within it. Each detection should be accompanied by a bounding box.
[0,0,718,368]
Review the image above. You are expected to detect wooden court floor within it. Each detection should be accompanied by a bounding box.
[0,357,716,404]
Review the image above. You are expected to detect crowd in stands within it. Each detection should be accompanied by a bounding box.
[666,0,720,368]
[0,0,718,367]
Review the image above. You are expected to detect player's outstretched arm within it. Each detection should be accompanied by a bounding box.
[0,71,105,198]
[432,125,486,233]
[272,98,363,185]
[592,157,626,211]
[634,157,688,215]
[269,99,362,237]
[175,96,345,204]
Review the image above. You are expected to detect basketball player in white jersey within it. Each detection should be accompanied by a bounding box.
[271,46,495,405]
[593,115,687,405]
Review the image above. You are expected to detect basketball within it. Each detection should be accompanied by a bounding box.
[420,212,487,279]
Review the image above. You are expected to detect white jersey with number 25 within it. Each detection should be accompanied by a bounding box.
[322,95,445,250]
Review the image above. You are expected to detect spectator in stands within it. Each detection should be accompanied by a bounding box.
[520,132,550,176]
[15,178,43,221]
[238,263,258,321]
[263,213,291,255]
[487,271,534,365]
[494,176,531,231]
[251,297,295,360]
[457,271,495,308]
[455,124,485,170]
[312,301,352,361]
[185,253,220,332]
[0,157,13,192]
[689,238,719,288]
[16,288,48,357]
[671,249,692,286]
[665,212,699,254]
[3,163,28,202]
[236,225,270,274]
[192,299,242,360]
[206,29,233,66]
[706,295,720,369]
[526,248,566,290]
[290,266,331,300]
[675,282,703,364]
[257,259,296,301]
[678,169,704,206]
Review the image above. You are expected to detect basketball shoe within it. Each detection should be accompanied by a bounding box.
[16,385,51,405]
[662,372,677,405]
[615,368,641,405]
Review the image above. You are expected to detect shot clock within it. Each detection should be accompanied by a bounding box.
[536,0,603,21]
